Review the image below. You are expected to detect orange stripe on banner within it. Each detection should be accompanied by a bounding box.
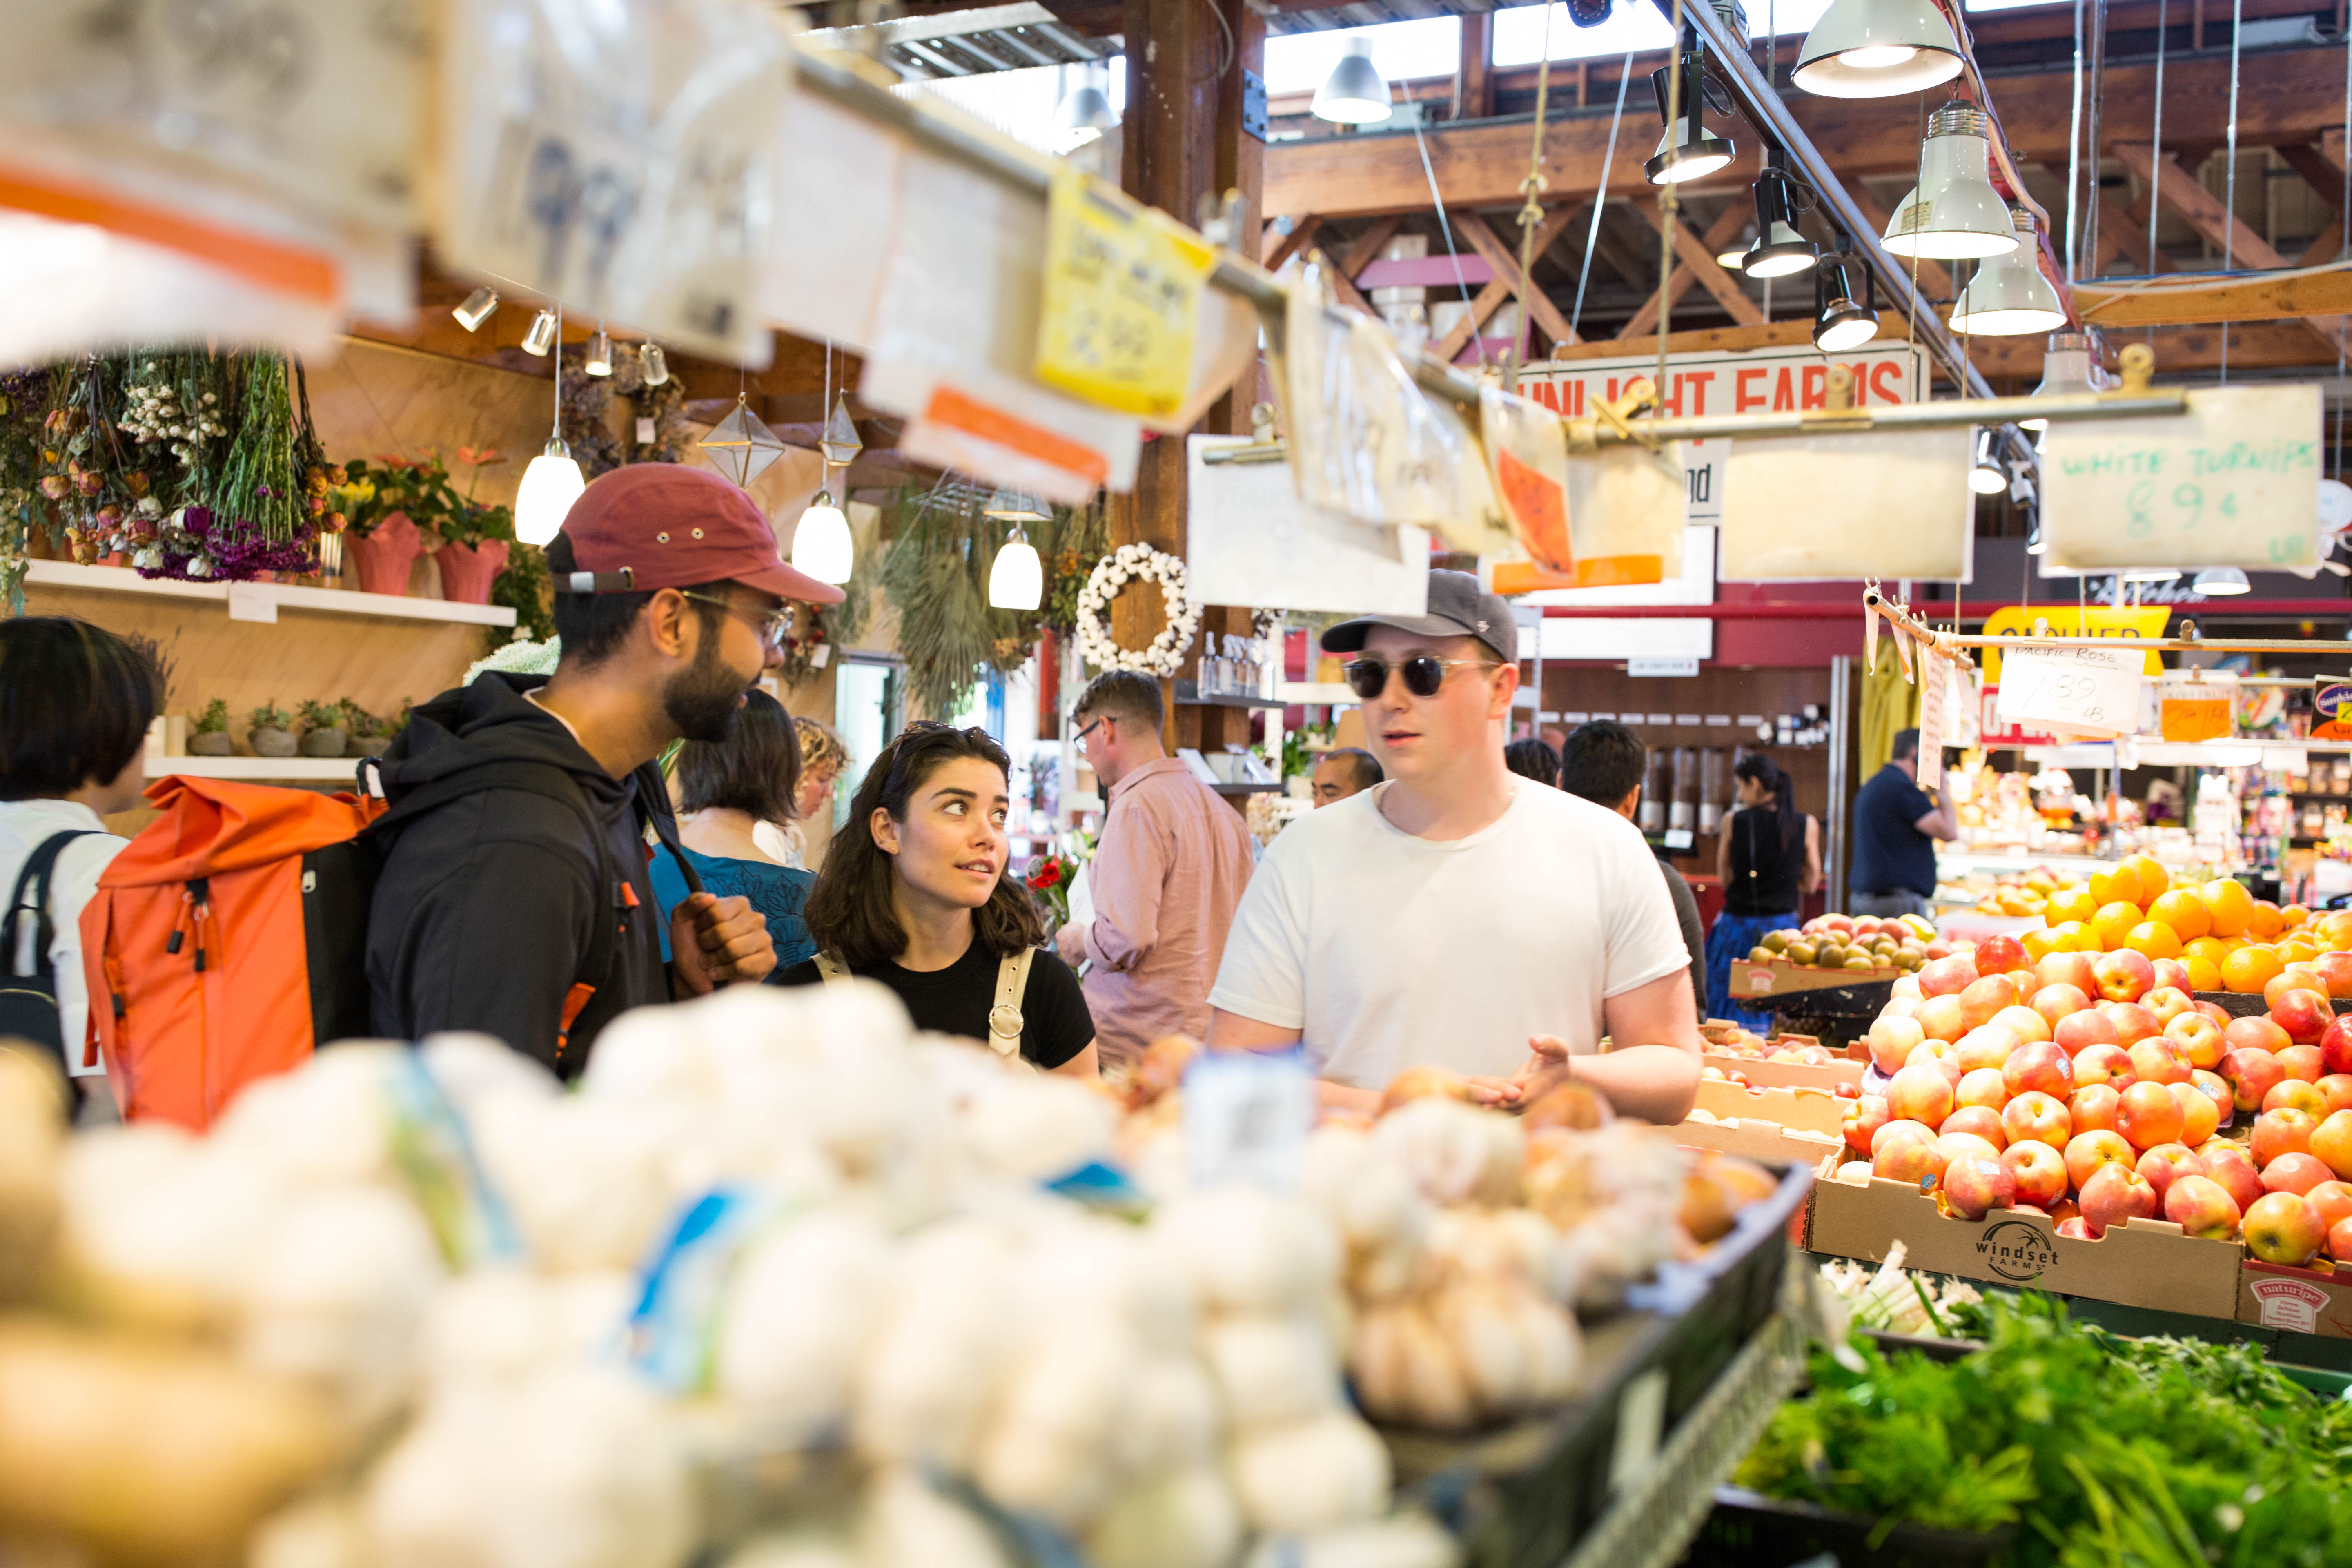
[924,385,1109,483]
[1492,556,1666,595]
[0,165,341,305]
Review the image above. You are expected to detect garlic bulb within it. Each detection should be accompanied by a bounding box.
[1113,1354,1222,1475]
[971,1323,1136,1528]
[238,1185,443,1426]
[60,1127,285,1327]
[957,1075,1118,1181]
[860,1469,1012,1568]
[250,1494,369,1568]
[1347,1297,1473,1430]
[1151,1187,1339,1316]
[212,1043,410,1188]
[1371,1100,1523,1208]
[467,1093,682,1273]
[719,1533,862,1568]
[1229,1411,1391,1533]
[714,1212,892,1442]
[1201,1312,1341,1429]
[853,1220,1021,1471]
[1086,1467,1244,1568]
[1241,1514,1462,1568]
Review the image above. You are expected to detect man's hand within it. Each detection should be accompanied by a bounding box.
[1055,920,1089,967]
[670,892,775,996]
[1466,1034,1572,1108]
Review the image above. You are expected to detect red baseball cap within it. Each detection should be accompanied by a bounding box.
[555,464,845,604]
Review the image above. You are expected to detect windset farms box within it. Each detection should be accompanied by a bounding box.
[2239,1261,2352,1338]
[1736,957,1903,1000]
[1804,1158,2245,1321]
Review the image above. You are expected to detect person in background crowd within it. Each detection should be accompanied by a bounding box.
[654,690,818,974]
[1055,671,1256,1069]
[1849,728,1954,919]
[369,466,805,1075]
[1310,747,1381,808]
[1555,720,1708,1029]
[780,723,1097,1076]
[0,618,159,1116]
[1503,737,1561,789]
[1209,571,1701,1124]
[774,715,849,869]
[1709,752,1821,1028]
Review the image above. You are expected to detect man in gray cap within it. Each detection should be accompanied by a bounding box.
[1206,570,1701,1123]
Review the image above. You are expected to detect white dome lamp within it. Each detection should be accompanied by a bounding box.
[1884,105,2020,261]
[1644,44,1736,185]
[1971,429,2009,495]
[1948,208,2068,336]
[1793,0,1964,98]
[1312,38,1393,126]
[984,493,1050,611]
[515,301,585,547]
[1051,64,1121,151]
[1812,251,1880,351]
[2190,566,2251,594]
[2022,330,2097,430]
[791,486,854,585]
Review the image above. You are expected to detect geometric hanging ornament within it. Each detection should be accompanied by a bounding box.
[699,395,788,489]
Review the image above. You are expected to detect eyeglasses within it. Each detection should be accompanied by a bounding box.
[678,590,791,647]
[1074,716,1110,745]
[1343,655,1501,700]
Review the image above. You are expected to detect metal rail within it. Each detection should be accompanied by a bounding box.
[1867,590,2352,658]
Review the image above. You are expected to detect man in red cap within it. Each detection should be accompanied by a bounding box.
[366,464,846,1076]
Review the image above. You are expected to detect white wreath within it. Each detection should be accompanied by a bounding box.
[1075,545,1202,676]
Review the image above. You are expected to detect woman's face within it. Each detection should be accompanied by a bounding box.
[872,756,1009,913]
[1736,775,1770,808]
[795,762,839,824]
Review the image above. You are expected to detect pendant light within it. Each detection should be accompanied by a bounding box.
[521,306,559,356]
[1312,38,1393,125]
[2191,566,2251,594]
[1793,0,1964,98]
[452,286,499,332]
[2020,330,2095,428]
[984,492,1049,611]
[1051,63,1120,150]
[1644,43,1735,185]
[1743,158,1818,279]
[1812,251,1879,351]
[584,323,613,377]
[792,341,854,585]
[1883,106,2019,261]
[1949,209,2068,336]
[2119,565,2181,584]
[639,341,669,386]
[1971,429,2009,494]
[516,302,585,547]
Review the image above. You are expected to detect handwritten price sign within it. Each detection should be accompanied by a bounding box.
[1035,168,1214,419]
[1995,645,2144,737]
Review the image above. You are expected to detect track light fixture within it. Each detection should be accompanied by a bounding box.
[1971,429,2009,495]
[453,286,499,332]
[1812,250,1878,351]
[1743,157,1818,279]
[1644,41,1735,186]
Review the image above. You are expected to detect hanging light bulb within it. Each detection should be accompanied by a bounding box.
[2026,520,2047,555]
[1949,209,2068,336]
[1743,163,1818,279]
[1971,429,2009,495]
[1717,224,1758,269]
[1312,37,1393,125]
[1883,106,2019,261]
[517,303,584,546]
[1644,45,1735,185]
[792,486,854,585]
[1051,63,1121,151]
[2119,565,2182,583]
[1793,0,1964,98]
[521,307,558,356]
[639,341,669,386]
[452,286,499,332]
[2021,330,2095,429]
[1812,251,1879,351]
[585,324,613,377]
[988,526,1045,610]
[2191,566,2251,594]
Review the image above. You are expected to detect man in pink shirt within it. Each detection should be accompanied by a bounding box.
[1054,671,1256,1068]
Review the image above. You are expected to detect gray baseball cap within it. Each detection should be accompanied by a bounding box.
[1319,569,1520,667]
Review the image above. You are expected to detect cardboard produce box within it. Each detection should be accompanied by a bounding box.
[1678,1112,1844,1167]
[1804,1158,2244,1321]
[2239,1261,2352,1338]
[1734,956,1904,1000]
[1693,1077,1847,1136]
[1702,1051,1865,1093]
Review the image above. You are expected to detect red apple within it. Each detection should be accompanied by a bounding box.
[2278,1044,2327,1083]
[2252,1107,2319,1167]
[2069,1082,2122,1134]
[2056,1216,2096,1239]
[2263,1152,2335,1196]
[1868,1014,1927,1074]
[2196,1000,2233,1027]
[2321,1013,2352,1077]
[2201,1143,2266,1213]
[2267,967,2332,1011]
[2003,1040,2075,1100]
[2037,951,2100,996]
[1887,1062,1957,1128]
[2001,1090,2072,1152]
[2127,1037,2192,1088]
[2164,1011,2227,1070]
[2094,948,2155,1003]
[2225,1015,2292,1057]
[2190,1069,2235,1129]
[1954,1068,2010,1112]
[1843,1094,1891,1157]
[2222,1048,2288,1114]
[2054,1010,2122,1058]
[1941,1153,2018,1219]
[1875,1134,1944,1185]
[1940,1105,2009,1148]
[1835,1081,1862,1100]
[2116,1080,2188,1151]
[2316,1075,2352,1116]
[2031,982,2094,1031]
[1955,1024,2020,1074]
[2150,958,2192,996]
[2272,989,2336,1047]
[2135,1143,2205,1200]
[1915,993,1969,1043]
[1891,977,1924,1005]
[2002,1139,2069,1207]
[1926,939,1955,960]
[2332,1215,2352,1261]
[2100,1002,2160,1046]
[2013,1203,2049,1218]
[1959,975,2020,1030]
[2049,1197,2081,1223]
[1918,955,1979,998]
[2264,1079,2330,1120]
[1974,934,2030,975]
[1872,1117,1937,1159]
[2079,1163,2160,1237]
[2065,1129,2138,1192]
[2142,986,2192,1029]
[2071,1042,2137,1090]
[2312,1109,2352,1179]
[1990,1004,2053,1045]
[2243,1191,2327,1265]
[2162,1173,2242,1239]
[1936,1131,2003,1169]
[2168,1080,2221,1147]
[2310,950,2352,999]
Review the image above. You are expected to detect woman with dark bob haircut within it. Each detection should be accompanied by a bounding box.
[0,617,161,1107]
[777,722,1097,1076]
[651,689,817,973]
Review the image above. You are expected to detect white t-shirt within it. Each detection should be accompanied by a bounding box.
[1207,782,1689,1089]
[0,799,130,1078]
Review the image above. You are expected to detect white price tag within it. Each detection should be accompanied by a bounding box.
[1183,1048,1316,1193]
[636,416,657,444]
[1995,645,2144,737]
[225,582,277,624]
[1915,645,1947,790]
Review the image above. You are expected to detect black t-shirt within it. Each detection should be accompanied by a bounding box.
[1849,764,1939,898]
[776,939,1094,1069]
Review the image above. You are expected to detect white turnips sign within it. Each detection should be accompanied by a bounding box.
[1077,546,1200,676]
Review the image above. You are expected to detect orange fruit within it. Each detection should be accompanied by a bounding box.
[2183,935,2230,966]
[2247,900,2288,942]
[2090,900,2145,951]
[2184,954,2225,992]
[2314,909,2352,951]
[2089,865,2144,909]
[2125,921,2183,961]
[2058,922,2104,953]
[2201,878,2254,939]
[2044,887,2098,926]
[2222,944,2286,994]
[2120,855,2169,904]
[2282,903,2311,929]
[2147,889,2212,942]
[2022,928,2061,962]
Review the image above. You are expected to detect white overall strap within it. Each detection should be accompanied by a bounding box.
[987,947,1034,1060]
[813,951,851,984]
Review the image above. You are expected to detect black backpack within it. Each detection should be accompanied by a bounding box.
[0,828,100,1080]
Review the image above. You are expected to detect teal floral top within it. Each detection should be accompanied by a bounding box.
[650,844,817,978]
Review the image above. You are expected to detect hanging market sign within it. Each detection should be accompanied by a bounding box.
[1976,604,2171,683]
[2314,680,2352,742]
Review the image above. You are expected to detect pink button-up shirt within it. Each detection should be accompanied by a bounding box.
[1080,757,1257,1065]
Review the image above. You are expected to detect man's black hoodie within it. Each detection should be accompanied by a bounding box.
[367,672,674,1077]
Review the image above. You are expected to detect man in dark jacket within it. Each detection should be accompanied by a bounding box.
[367,464,843,1075]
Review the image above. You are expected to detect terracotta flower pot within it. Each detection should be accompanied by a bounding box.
[347,512,424,597]
[434,538,510,605]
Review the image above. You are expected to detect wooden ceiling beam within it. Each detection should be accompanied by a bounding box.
[1262,212,1323,270]
[1617,204,1753,340]
[2114,141,2348,352]
[2075,269,2352,329]
[1454,205,1588,347]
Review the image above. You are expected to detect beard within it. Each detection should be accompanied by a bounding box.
[663,636,751,742]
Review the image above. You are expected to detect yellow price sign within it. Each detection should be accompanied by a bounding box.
[1035,167,1215,419]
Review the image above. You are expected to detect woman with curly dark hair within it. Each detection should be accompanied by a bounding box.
[778,722,1097,1076]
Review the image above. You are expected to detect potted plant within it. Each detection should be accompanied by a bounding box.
[188,699,232,757]
[334,454,459,597]
[297,699,347,758]
[249,702,297,758]
[432,446,514,606]
[341,699,393,758]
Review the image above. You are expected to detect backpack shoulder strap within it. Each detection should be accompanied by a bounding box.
[2,830,99,980]
[813,951,851,984]
[987,947,1034,1061]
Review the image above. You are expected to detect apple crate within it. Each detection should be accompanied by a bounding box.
[1699,1050,1865,1093]
[1736,956,1903,1000]
[2239,1258,2352,1339]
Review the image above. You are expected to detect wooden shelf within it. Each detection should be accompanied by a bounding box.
[1279,681,1359,705]
[27,561,517,628]
[146,755,367,782]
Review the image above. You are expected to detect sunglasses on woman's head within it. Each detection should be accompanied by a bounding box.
[1343,655,1500,700]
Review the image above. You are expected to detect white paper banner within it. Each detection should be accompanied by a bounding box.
[1186,436,1430,615]
[1720,425,1974,581]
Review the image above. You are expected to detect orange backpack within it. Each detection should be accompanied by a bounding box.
[80,777,382,1130]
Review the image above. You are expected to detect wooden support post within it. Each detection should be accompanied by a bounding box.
[1263,213,1322,270]
[1457,14,1493,120]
